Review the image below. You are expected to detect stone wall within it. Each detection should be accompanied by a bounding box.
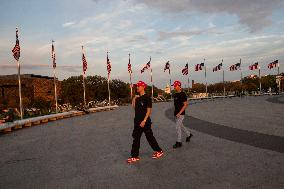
[0,74,61,109]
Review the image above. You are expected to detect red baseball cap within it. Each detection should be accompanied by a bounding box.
[134,81,147,88]
[172,80,181,87]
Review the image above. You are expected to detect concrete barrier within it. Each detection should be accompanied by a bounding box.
[0,105,119,133]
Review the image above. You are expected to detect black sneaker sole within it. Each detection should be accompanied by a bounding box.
[173,143,182,148]
[186,134,193,142]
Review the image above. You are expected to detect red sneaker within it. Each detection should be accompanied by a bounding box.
[127,157,140,163]
[152,151,164,159]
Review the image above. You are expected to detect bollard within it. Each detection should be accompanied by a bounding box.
[24,122,32,127]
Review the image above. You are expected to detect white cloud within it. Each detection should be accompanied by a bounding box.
[62,22,76,28]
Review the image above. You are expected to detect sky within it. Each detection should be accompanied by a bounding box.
[0,0,284,89]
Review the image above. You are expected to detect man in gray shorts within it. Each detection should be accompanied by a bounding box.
[172,80,193,148]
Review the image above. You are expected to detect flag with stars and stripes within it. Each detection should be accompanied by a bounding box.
[249,62,259,70]
[213,63,222,72]
[195,62,204,71]
[164,61,170,74]
[107,52,111,78]
[51,42,56,68]
[182,63,189,75]
[82,51,88,74]
[128,54,132,74]
[268,60,278,69]
[229,62,241,71]
[12,29,20,61]
[141,57,151,74]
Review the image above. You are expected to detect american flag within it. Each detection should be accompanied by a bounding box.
[249,62,258,70]
[128,54,132,74]
[213,62,222,72]
[164,61,170,74]
[82,47,88,74]
[229,62,241,71]
[51,41,56,68]
[12,28,20,61]
[268,60,278,69]
[182,63,188,75]
[141,57,151,74]
[107,52,111,77]
[229,64,236,71]
[195,62,204,71]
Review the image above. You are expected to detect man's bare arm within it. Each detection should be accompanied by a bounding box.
[143,108,152,122]
[177,101,188,116]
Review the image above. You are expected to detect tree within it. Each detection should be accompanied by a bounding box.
[60,76,85,106]
[60,75,133,106]
[261,75,276,92]
[192,83,206,93]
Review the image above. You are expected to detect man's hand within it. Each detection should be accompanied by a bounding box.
[140,120,146,128]
[176,114,181,118]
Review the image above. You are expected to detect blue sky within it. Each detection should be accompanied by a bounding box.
[1,0,284,89]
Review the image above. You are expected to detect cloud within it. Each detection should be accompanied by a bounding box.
[62,22,76,28]
[133,0,284,32]
[158,30,203,41]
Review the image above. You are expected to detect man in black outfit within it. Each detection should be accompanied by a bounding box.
[172,80,193,148]
[127,81,163,163]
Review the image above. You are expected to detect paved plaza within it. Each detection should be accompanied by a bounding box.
[0,95,283,189]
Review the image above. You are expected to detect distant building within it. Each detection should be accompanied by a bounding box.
[248,74,257,79]
[164,84,171,94]
[0,74,61,108]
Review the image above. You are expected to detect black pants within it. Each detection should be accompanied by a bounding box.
[131,124,162,158]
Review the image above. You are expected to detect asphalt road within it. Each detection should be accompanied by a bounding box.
[0,95,283,189]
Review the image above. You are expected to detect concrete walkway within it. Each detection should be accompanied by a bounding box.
[0,96,283,189]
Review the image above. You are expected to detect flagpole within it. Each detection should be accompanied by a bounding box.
[204,59,207,96]
[278,62,281,92]
[129,54,133,100]
[223,69,225,96]
[259,66,262,94]
[14,28,23,119]
[240,59,243,95]
[53,65,58,113]
[130,73,133,100]
[107,52,111,107]
[169,65,172,100]
[222,60,225,97]
[187,76,190,95]
[17,60,23,119]
[52,41,58,114]
[81,46,86,107]
[108,75,111,106]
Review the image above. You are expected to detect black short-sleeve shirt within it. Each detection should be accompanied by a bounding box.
[135,94,152,123]
[173,91,187,116]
